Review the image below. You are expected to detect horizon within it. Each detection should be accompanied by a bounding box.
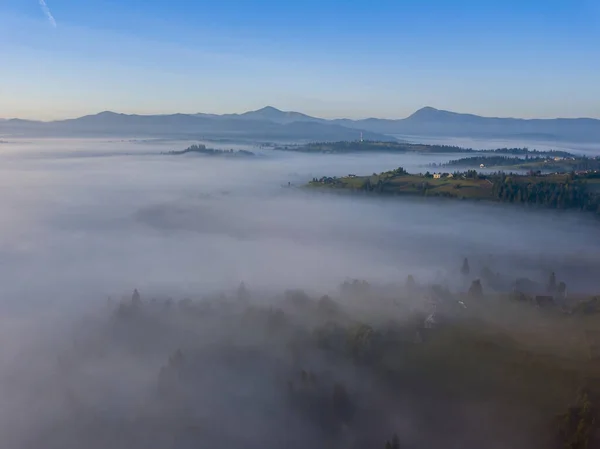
[3,105,600,123]
[1,0,599,120]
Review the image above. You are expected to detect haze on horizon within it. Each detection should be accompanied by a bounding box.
[1,0,599,120]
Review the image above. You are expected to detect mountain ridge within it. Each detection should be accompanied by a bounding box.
[2,107,600,142]
[0,109,391,142]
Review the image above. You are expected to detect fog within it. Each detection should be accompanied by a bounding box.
[1,138,599,448]
[394,133,600,156]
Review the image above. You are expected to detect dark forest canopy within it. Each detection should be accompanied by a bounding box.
[274,140,577,156]
[165,144,255,157]
[17,265,600,449]
[309,167,600,216]
[485,147,575,157]
[436,155,600,173]
[275,141,473,154]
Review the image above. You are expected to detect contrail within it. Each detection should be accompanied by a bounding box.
[39,0,57,27]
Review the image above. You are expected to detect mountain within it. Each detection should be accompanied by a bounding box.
[228,106,323,124]
[238,106,600,142]
[2,106,600,143]
[335,107,600,142]
[0,110,391,142]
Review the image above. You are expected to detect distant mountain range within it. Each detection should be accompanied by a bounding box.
[0,109,388,142]
[2,106,600,143]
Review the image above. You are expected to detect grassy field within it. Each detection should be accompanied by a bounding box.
[309,173,496,200]
[308,171,593,204]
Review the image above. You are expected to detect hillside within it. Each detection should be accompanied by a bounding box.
[309,167,600,215]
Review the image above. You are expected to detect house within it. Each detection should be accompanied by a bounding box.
[447,173,454,178]
[480,164,485,168]
[433,173,442,179]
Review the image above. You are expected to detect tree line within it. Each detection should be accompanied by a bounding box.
[490,175,600,214]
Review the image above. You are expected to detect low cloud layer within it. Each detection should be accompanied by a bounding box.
[0,138,598,448]
[1,139,597,304]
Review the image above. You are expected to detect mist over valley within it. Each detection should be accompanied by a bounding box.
[1,137,600,448]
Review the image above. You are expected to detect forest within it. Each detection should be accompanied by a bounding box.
[436,155,600,173]
[18,260,600,449]
[490,174,600,212]
[165,144,255,157]
[486,148,575,157]
[274,141,472,154]
[275,141,577,157]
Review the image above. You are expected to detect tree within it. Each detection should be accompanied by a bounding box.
[558,281,567,298]
[469,279,483,298]
[557,390,596,449]
[332,383,353,423]
[384,434,400,449]
[169,349,185,370]
[347,324,375,361]
[405,275,416,292]
[131,289,141,307]
[547,272,557,293]
[461,258,470,277]
[318,295,339,316]
[237,281,249,301]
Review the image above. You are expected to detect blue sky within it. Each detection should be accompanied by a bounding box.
[1,0,599,120]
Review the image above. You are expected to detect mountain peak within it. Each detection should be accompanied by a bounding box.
[237,106,322,124]
[95,110,120,116]
[407,106,443,119]
[416,106,439,113]
[244,106,286,116]
[256,106,283,113]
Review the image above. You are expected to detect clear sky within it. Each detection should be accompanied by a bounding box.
[1,0,599,120]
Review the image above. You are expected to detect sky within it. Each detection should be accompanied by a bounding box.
[0,0,599,120]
